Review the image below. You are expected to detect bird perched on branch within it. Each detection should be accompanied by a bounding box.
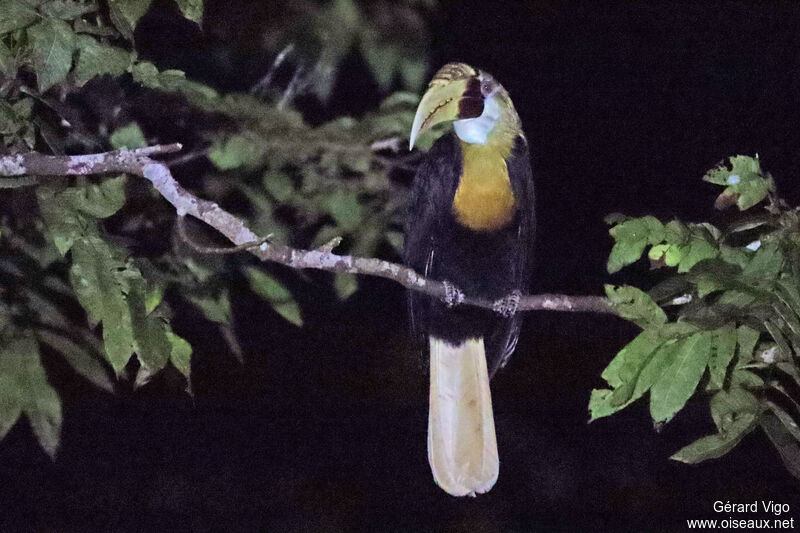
[405,63,535,497]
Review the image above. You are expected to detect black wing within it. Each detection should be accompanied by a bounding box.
[486,135,535,377]
[403,134,461,348]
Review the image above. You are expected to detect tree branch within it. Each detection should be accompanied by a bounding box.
[0,146,617,316]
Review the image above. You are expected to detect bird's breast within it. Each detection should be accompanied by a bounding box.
[452,144,516,232]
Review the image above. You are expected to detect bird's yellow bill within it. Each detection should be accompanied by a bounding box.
[409,63,484,150]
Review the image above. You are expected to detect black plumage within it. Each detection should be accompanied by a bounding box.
[404,132,535,377]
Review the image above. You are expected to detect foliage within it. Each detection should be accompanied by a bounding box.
[0,0,435,456]
[592,155,800,474]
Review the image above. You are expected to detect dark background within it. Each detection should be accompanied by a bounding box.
[3,1,800,531]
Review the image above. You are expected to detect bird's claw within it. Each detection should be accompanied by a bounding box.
[441,281,465,308]
[493,290,521,317]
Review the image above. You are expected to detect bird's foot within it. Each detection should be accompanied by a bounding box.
[441,281,465,308]
[493,290,521,317]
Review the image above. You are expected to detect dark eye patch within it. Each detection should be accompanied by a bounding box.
[458,77,484,119]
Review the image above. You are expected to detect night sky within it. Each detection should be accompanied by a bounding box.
[3,1,800,531]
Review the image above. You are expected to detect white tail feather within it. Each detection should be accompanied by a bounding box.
[428,337,499,497]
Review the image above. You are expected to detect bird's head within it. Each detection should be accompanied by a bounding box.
[409,62,521,150]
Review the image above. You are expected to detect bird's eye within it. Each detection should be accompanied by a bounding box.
[481,81,493,96]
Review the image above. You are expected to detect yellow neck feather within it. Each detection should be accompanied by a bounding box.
[452,139,516,232]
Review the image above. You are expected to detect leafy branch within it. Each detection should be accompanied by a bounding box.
[0,145,615,316]
[0,0,442,457]
[591,155,800,476]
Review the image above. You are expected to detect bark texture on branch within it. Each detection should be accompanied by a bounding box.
[0,146,617,316]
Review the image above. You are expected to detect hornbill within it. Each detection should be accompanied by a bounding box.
[404,63,534,497]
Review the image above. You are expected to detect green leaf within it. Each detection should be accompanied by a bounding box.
[70,237,174,377]
[188,292,230,324]
[62,175,127,218]
[262,171,294,202]
[110,122,146,149]
[0,338,24,441]
[677,234,718,273]
[37,330,114,392]
[736,325,760,365]
[735,175,773,211]
[334,273,357,300]
[69,237,135,373]
[37,185,95,255]
[107,0,153,40]
[27,17,77,92]
[730,368,764,389]
[650,331,712,424]
[706,324,737,391]
[0,0,39,35]
[0,96,35,146]
[635,340,682,398]
[591,338,686,421]
[130,60,159,86]
[590,330,666,420]
[130,61,218,101]
[776,308,800,356]
[399,56,427,91]
[144,284,163,315]
[703,155,760,185]
[777,361,800,389]
[743,241,784,279]
[128,280,171,375]
[0,39,16,77]
[709,386,758,432]
[324,189,363,232]
[601,329,663,389]
[385,230,403,253]
[270,301,303,327]
[208,133,266,170]
[647,244,677,266]
[688,258,741,297]
[12,96,33,118]
[167,331,192,379]
[0,336,63,457]
[763,400,800,442]
[174,0,202,23]
[247,268,290,300]
[764,320,793,361]
[37,178,126,256]
[72,18,118,37]
[670,413,756,464]
[604,284,667,328]
[246,267,303,327]
[73,35,133,86]
[360,31,400,90]
[720,244,751,269]
[648,276,692,305]
[776,279,800,317]
[588,389,617,420]
[760,411,800,480]
[664,220,690,245]
[40,0,99,20]
[607,216,664,274]
[703,155,774,211]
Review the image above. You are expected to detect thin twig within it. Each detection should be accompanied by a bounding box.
[0,146,618,316]
[166,149,208,168]
[278,65,305,111]
[251,43,295,96]
[0,175,40,188]
[177,215,273,254]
